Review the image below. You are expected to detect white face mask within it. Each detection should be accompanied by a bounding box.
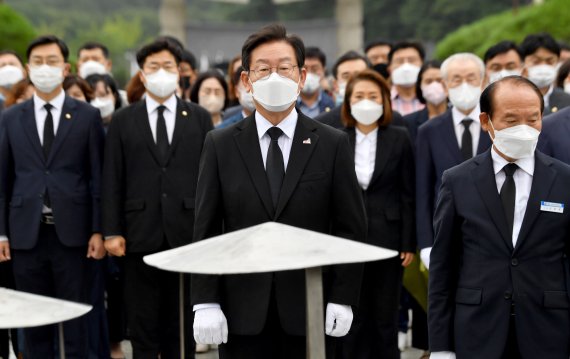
[527,64,556,89]
[251,72,299,113]
[564,82,570,95]
[448,82,481,112]
[79,60,107,79]
[143,68,179,98]
[421,82,447,105]
[0,65,25,88]
[335,82,347,107]
[238,87,255,112]
[488,69,522,84]
[91,96,115,118]
[489,119,540,160]
[351,99,383,126]
[391,63,421,86]
[29,64,64,93]
[301,73,321,94]
[199,95,225,114]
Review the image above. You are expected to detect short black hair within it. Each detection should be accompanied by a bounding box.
[556,59,570,88]
[0,50,24,67]
[155,35,185,51]
[136,40,182,68]
[180,49,197,70]
[483,40,522,64]
[416,59,442,105]
[305,46,326,68]
[480,76,544,117]
[78,42,110,59]
[519,33,560,59]
[242,23,305,72]
[364,39,392,54]
[26,35,69,62]
[388,41,425,65]
[189,69,229,110]
[559,41,570,52]
[332,50,371,79]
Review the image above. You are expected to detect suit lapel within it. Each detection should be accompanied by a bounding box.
[164,98,189,166]
[369,127,396,186]
[20,100,44,162]
[472,150,513,252]
[274,115,319,218]
[440,111,464,164]
[514,152,556,253]
[135,100,163,166]
[234,115,274,218]
[46,96,76,166]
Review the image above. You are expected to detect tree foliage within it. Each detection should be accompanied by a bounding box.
[0,4,36,58]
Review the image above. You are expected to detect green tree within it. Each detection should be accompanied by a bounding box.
[0,4,36,58]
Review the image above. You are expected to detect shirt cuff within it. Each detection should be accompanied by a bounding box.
[104,235,121,240]
[193,303,221,312]
[0,236,8,242]
[430,351,456,359]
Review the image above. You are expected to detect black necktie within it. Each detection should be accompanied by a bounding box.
[500,163,518,235]
[460,118,473,161]
[156,105,169,159]
[266,127,285,210]
[43,103,54,209]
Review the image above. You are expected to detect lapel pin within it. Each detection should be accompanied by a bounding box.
[552,107,558,113]
[65,113,71,119]
[303,138,311,144]
[182,111,188,116]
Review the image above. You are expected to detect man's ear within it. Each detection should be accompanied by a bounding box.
[241,71,251,93]
[63,63,71,77]
[480,112,491,134]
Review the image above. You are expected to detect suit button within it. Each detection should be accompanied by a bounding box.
[161,167,166,173]
[45,171,50,175]
[511,258,519,266]
[504,292,512,300]
[162,193,167,198]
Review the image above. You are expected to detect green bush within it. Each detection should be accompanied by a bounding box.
[435,0,570,60]
[0,4,36,58]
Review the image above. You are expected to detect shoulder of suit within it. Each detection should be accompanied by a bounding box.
[537,150,570,174]
[300,113,346,140]
[0,99,31,125]
[543,105,570,124]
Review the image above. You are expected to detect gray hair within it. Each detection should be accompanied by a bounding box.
[441,52,485,81]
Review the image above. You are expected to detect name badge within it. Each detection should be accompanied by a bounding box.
[540,201,564,214]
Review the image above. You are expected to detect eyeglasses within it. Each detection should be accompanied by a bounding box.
[250,63,298,79]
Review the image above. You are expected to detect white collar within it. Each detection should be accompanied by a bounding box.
[355,127,378,144]
[33,89,65,113]
[255,108,298,140]
[491,147,535,177]
[145,93,177,114]
[452,104,481,126]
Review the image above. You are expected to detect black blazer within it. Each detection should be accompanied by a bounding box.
[346,125,415,252]
[101,98,213,253]
[415,109,492,249]
[545,87,570,115]
[403,107,429,146]
[429,150,570,358]
[0,96,104,249]
[539,106,570,165]
[191,112,367,336]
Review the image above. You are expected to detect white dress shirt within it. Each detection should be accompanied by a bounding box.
[491,148,534,247]
[145,94,177,144]
[452,105,481,158]
[34,90,65,144]
[255,108,298,171]
[354,127,377,190]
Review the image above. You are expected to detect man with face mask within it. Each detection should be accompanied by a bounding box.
[0,50,26,111]
[0,35,105,357]
[416,53,492,269]
[521,33,570,115]
[102,39,213,357]
[388,41,426,116]
[429,76,570,359]
[218,66,254,129]
[484,41,524,85]
[191,24,367,359]
[296,47,334,118]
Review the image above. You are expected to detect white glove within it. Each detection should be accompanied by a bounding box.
[325,302,353,337]
[193,307,228,345]
[420,247,432,270]
[430,351,456,359]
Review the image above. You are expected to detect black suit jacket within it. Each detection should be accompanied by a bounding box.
[429,149,570,358]
[415,109,492,249]
[102,98,213,253]
[346,126,415,252]
[315,105,407,129]
[0,96,104,249]
[538,106,570,164]
[191,112,367,336]
[545,87,570,115]
[403,107,429,146]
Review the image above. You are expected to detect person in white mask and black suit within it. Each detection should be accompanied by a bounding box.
[388,41,426,116]
[191,23,367,359]
[415,53,492,269]
[337,69,415,359]
[429,75,570,359]
[520,33,570,115]
[102,39,213,358]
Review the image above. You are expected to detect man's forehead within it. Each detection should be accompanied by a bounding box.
[0,54,22,66]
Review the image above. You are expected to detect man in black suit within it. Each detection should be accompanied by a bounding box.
[429,76,570,359]
[191,24,367,359]
[102,40,213,358]
[0,36,105,358]
[521,33,570,115]
[538,107,570,165]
